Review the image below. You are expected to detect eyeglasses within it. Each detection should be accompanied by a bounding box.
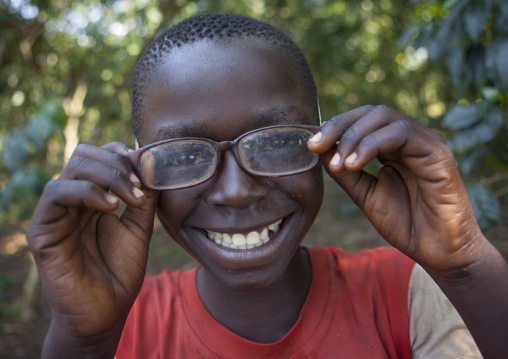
[126,124,322,191]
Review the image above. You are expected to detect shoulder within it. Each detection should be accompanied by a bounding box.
[315,246,415,278]
[409,265,482,358]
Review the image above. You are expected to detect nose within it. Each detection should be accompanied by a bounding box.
[205,151,270,208]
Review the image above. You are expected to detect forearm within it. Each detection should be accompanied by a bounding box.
[427,239,508,359]
[42,320,125,359]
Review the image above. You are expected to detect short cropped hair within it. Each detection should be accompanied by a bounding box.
[131,13,318,138]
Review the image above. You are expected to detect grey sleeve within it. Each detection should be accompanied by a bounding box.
[409,264,482,359]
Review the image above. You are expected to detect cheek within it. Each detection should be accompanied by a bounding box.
[156,190,198,235]
[275,166,324,215]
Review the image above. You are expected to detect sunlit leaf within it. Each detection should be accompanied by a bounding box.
[481,87,505,102]
[443,104,485,130]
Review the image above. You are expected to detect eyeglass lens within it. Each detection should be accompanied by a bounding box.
[138,127,318,190]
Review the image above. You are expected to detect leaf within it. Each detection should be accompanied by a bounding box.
[465,44,486,88]
[494,0,508,33]
[467,185,500,232]
[495,41,508,90]
[462,0,491,42]
[446,47,465,87]
[398,25,418,49]
[458,147,486,175]
[481,87,505,102]
[444,0,460,9]
[485,39,502,83]
[454,111,503,151]
[443,104,485,130]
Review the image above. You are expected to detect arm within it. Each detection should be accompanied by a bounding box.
[27,142,159,359]
[308,105,508,359]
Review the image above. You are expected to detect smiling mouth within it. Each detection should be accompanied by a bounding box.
[204,219,283,250]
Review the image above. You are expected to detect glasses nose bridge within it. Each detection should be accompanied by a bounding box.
[217,140,234,152]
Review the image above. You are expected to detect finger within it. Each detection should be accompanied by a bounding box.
[101,142,141,187]
[60,156,144,206]
[65,143,133,177]
[330,105,400,171]
[27,179,119,252]
[101,141,134,156]
[342,120,454,182]
[321,151,413,248]
[120,187,159,241]
[307,105,374,154]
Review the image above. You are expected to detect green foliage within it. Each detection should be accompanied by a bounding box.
[0,275,17,321]
[0,0,506,231]
[406,0,508,231]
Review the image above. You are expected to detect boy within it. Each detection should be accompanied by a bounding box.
[27,13,508,358]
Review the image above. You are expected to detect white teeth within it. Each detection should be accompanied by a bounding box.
[205,218,283,250]
[268,219,282,231]
[246,231,260,245]
[232,233,247,246]
[222,233,232,244]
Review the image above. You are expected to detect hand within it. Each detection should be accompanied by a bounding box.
[27,142,158,340]
[308,105,486,273]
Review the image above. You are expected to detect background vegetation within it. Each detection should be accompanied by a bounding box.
[0,0,507,357]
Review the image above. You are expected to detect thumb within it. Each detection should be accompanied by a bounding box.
[120,187,159,241]
[321,149,377,211]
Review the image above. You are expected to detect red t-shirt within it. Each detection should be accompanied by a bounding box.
[116,247,415,358]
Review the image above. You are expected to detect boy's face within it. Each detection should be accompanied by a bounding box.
[138,38,324,291]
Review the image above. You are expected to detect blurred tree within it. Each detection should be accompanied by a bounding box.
[403,0,508,230]
[1,0,505,231]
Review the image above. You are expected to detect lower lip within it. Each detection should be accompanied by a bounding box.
[193,214,295,270]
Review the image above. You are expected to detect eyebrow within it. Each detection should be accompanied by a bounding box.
[155,105,305,141]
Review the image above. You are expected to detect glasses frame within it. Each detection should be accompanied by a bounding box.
[126,124,322,191]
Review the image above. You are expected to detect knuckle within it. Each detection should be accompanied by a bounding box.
[112,151,127,163]
[327,114,346,128]
[341,126,358,142]
[360,133,376,148]
[393,119,413,133]
[42,179,60,195]
[108,166,125,181]
[372,104,391,114]
[64,156,90,175]
[73,143,95,156]
[361,104,375,112]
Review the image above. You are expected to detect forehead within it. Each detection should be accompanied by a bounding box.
[138,38,316,144]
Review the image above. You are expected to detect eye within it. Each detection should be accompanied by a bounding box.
[170,152,204,166]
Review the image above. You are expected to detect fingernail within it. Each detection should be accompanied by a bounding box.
[330,153,341,167]
[308,132,322,144]
[133,187,144,199]
[127,148,134,153]
[345,152,358,166]
[130,172,140,184]
[105,193,118,205]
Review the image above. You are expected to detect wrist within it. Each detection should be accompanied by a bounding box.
[424,236,504,289]
[42,318,126,359]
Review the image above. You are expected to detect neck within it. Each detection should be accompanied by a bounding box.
[196,247,312,344]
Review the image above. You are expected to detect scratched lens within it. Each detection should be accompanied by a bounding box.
[139,140,217,190]
[237,128,318,176]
